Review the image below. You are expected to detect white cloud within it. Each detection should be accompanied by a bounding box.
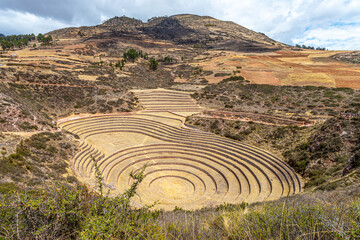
[293,24,360,50]
[1,0,360,50]
[0,9,68,35]
[208,0,360,50]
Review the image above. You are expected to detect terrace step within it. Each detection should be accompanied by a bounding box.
[58,89,302,210]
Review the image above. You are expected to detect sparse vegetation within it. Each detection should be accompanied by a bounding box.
[0,165,359,239]
[115,59,125,70]
[123,48,139,62]
[186,115,360,191]
[333,51,360,64]
[0,34,35,50]
[78,31,85,37]
[0,82,137,132]
[219,75,245,84]
[295,44,326,50]
[193,81,360,118]
[0,132,78,190]
[149,57,158,70]
[0,164,163,239]
[37,33,53,46]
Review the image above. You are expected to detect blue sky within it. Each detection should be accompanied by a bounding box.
[0,0,359,50]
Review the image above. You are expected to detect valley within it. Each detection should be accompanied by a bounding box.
[0,14,359,239]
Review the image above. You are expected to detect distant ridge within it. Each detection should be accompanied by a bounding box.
[49,14,287,52]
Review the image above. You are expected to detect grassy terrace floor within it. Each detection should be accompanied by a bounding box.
[57,89,302,210]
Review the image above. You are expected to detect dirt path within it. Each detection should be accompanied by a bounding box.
[1,80,121,90]
[2,130,60,137]
[198,110,316,126]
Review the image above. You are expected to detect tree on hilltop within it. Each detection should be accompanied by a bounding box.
[37,33,44,42]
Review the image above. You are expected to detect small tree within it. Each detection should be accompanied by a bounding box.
[149,58,158,70]
[16,41,22,49]
[78,31,85,37]
[44,35,52,43]
[1,40,8,51]
[115,60,123,70]
[123,48,139,63]
[37,33,44,42]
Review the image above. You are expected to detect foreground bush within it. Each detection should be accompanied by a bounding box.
[1,175,359,239]
[0,166,162,239]
[159,187,360,240]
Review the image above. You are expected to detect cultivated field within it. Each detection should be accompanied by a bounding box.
[189,50,360,89]
[2,36,360,93]
[58,89,302,210]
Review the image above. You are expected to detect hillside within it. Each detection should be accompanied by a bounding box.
[50,15,285,52]
[0,13,360,239]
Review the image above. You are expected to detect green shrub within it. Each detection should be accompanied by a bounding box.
[0,165,162,239]
[20,121,38,130]
[220,75,245,83]
[160,189,360,239]
[0,182,17,193]
[214,73,231,77]
[215,202,248,211]
[0,159,27,175]
[317,181,340,191]
[149,58,158,70]
[66,175,78,183]
[224,133,244,141]
[305,175,328,188]
[163,56,173,63]
[123,48,139,63]
[47,146,58,153]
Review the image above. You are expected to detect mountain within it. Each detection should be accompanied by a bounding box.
[0,33,5,37]
[43,14,360,90]
[49,14,286,52]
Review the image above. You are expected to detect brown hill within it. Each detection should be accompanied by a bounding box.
[1,14,359,134]
[49,14,286,52]
[45,14,360,89]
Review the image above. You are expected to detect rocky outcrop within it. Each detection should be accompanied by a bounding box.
[343,152,360,176]
[332,51,360,64]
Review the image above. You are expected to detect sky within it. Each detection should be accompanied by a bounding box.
[0,0,359,50]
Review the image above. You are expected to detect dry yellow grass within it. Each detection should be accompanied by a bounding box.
[282,73,335,87]
[78,75,99,81]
